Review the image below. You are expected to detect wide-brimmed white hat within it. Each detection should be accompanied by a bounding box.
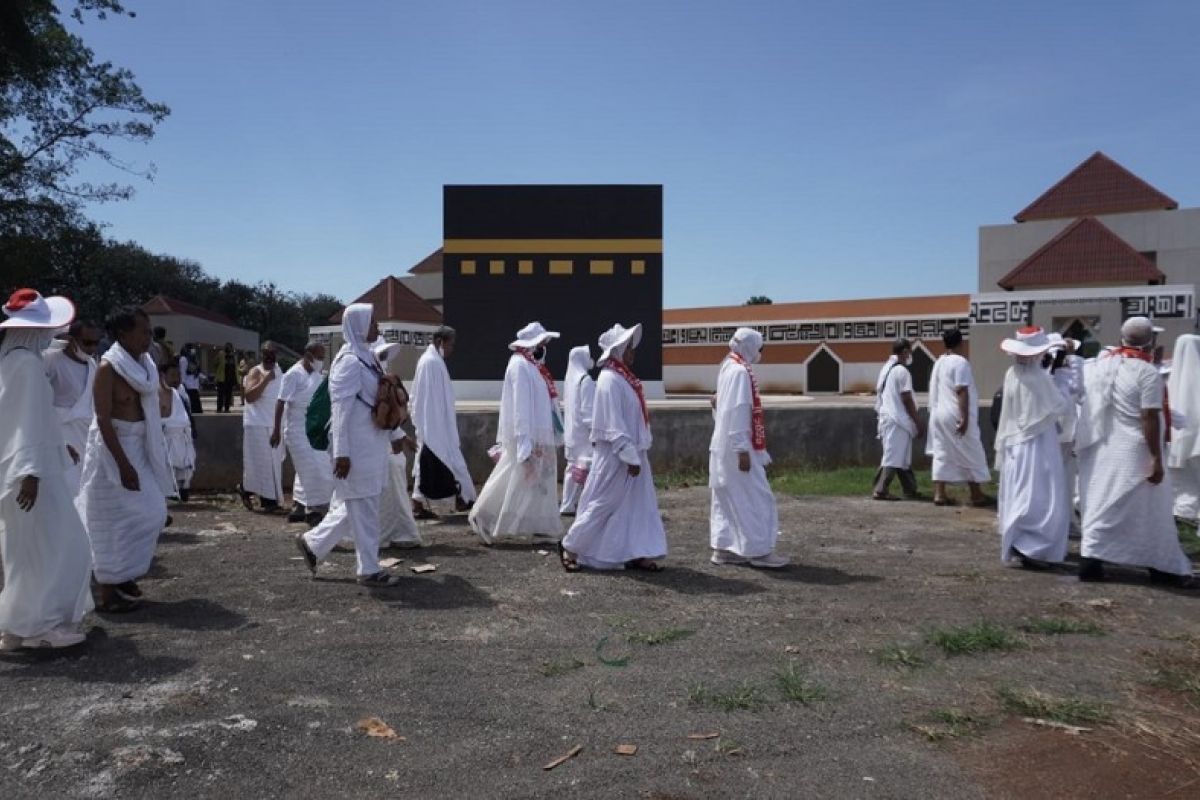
[509,321,560,351]
[1001,326,1053,357]
[0,288,75,330]
[598,322,642,364]
[373,340,400,364]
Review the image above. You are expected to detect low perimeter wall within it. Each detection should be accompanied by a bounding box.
[190,406,997,491]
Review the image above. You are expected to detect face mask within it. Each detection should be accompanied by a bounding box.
[311,359,324,374]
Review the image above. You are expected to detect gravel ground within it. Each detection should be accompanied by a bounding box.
[1,488,1197,799]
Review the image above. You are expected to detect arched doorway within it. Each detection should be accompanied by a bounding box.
[806,346,841,393]
[909,344,934,393]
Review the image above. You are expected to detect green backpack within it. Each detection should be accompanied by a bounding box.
[306,376,332,451]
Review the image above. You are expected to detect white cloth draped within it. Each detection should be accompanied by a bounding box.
[379,450,423,546]
[709,355,778,558]
[994,361,1068,469]
[242,425,283,501]
[1077,356,1192,575]
[0,335,94,637]
[279,361,332,508]
[469,354,561,542]
[163,387,195,489]
[563,368,666,569]
[44,348,95,494]
[410,344,476,503]
[925,353,990,483]
[998,426,1069,563]
[1167,335,1200,523]
[98,342,175,496]
[560,347,596,515]
[876,358,916,468]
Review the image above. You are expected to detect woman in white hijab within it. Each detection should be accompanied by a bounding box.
[709,328,788,568]
[1167,333,1200,527]
[0,289,94,650]
[559,345,596,515]
[296,303,400,587]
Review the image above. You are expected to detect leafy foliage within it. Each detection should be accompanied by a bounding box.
[745,295,773,305]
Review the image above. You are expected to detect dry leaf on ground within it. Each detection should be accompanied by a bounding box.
[614,744,638,756]
[543,744,583,771]
[687,732,720,740]
[357,717,405,740]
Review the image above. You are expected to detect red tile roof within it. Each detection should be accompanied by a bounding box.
[664,294,969,324]
[142,295,239,327]
[407,248,443,275]
[1014,152,1178,222]
[329,276,443,325]
[997,217,1164,290]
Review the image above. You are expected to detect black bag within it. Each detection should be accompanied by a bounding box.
[418,445,460,500]
[990,388,1003,432]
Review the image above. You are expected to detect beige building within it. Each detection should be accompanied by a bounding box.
[142,295,259,373]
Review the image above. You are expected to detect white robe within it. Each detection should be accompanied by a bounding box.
[1168,335,1200,523]
[563,367,666,569]
[163,387,195,489]
[242,365,283,501]
[875,358,916,469]
[560,348,596,514]
[279,362,332,508]
[410,344,476,503]
[469,354,562,543]
[379,447,423,547]
[925,353,990,484]
[709,356,778,558]
[996,362,1070,563]
[0,336,94,638]
[1077,356,1193,575]
[43,347,95,495]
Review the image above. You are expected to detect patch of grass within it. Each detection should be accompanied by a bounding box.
[653,469,709,491]
[774,663,827,705]
[603,613,638,630]
[928,621,1021,657]
[714,737,745,757]
[1018,617,1106,636]
[907,708,992,741]
[770,467,889,498]
[876,643,928,671]
[996,687,1112,725]
[628,628,695,646]
[1144,647,1200,704]
[1177,520,1200,558]
[539,658,586,677]
[688,681,768,713]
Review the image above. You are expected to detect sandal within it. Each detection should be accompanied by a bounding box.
[933,498,956,507]
[357,571,401,587]
[872,492,899,502]
[557,541,581,573]
[295,535,318,575]
[626,558,663,572]
[96,594,140,614]
[115,581,143,602]
[236,485,254,512]
[413,504,439,521]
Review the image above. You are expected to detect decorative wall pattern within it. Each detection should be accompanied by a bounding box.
[662,317,971,346]
[969,300,1034,325]
[1120,293,1194,319]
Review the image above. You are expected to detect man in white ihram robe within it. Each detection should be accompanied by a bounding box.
[1167,333,1200,528]
[995,327,1070,568]
[709,328,788,568]
[43,321,100,495]
[469,322,563,544]
[410,326,476,517]
[873,339,924,500]
[0,289,93,650]
[560,345,596,515]
[162,363,196,503]
[561,323,667,572]
[1076,317,1193,585]
[240,344,284,512]
[925,329,992,507]
[274,342,331,525]
[296,303,400,587]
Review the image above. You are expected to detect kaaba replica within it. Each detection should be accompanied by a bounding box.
[442,185,663,393]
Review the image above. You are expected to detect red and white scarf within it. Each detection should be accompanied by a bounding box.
[516,348,558,400]
[1114,346,1171,440]
[606,358,649,425]
[729,352,767,451]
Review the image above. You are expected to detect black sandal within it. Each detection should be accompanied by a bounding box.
[357,571,401,587]
[236,485,254,512]
[96,594,140,614]
[626,558,663,572]
[557,541,580,573]
[295,535,318,575]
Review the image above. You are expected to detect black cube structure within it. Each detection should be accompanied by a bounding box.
[442,185,663,385]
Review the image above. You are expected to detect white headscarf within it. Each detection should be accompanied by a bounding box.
[0,328,53,362]
[729,327,763,364]
[340,303,379,369]
[1168,333,1200,466]
[562,345,594,444]
[994,360,1068,464]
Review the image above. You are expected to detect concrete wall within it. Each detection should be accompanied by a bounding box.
[189,404,997,491]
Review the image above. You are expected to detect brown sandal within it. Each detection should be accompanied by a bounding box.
[558,542,580,573]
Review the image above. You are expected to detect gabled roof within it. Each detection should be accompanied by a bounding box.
[664,294,969,325]
[1014,152,1178,222]
[407,248,443,275]
[329,276,443,325]
[142,294,239,327]
[997,217,1164,290]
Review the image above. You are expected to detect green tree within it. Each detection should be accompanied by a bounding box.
[0,0,169,235]
[746,295,773,305]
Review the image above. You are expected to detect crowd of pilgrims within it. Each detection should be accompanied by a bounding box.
[1,287,1196,651]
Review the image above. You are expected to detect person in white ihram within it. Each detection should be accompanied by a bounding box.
[560,323,667,572]
[559,344,596,516]
[873,338,925,500]
[0,289,94,650]
[708,327,788,568]
[272,341,332,526]
[295,303,402,587]
[1075,316,1193,586]
[373,341,422,549]
[239,343,285,513]
[161,360,196,503]
[410,326,476,518]
[1167,333,1200,531]
[925,328,992,508]
[42,319,101,496]
[994,326,1070,570]
[469,322,564,544]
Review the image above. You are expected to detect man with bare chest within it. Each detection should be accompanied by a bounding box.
[76,307,176,613]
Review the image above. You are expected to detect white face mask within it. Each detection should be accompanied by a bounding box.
[311,359,324,374]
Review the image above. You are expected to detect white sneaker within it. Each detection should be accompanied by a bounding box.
[710,549,750,566]
[0,632,24,652]
[749,552,790,569]
[22,627,86,649]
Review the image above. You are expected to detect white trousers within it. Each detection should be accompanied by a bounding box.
[303,494,381,577]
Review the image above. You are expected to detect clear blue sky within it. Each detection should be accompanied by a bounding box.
[75,0,1200,308]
